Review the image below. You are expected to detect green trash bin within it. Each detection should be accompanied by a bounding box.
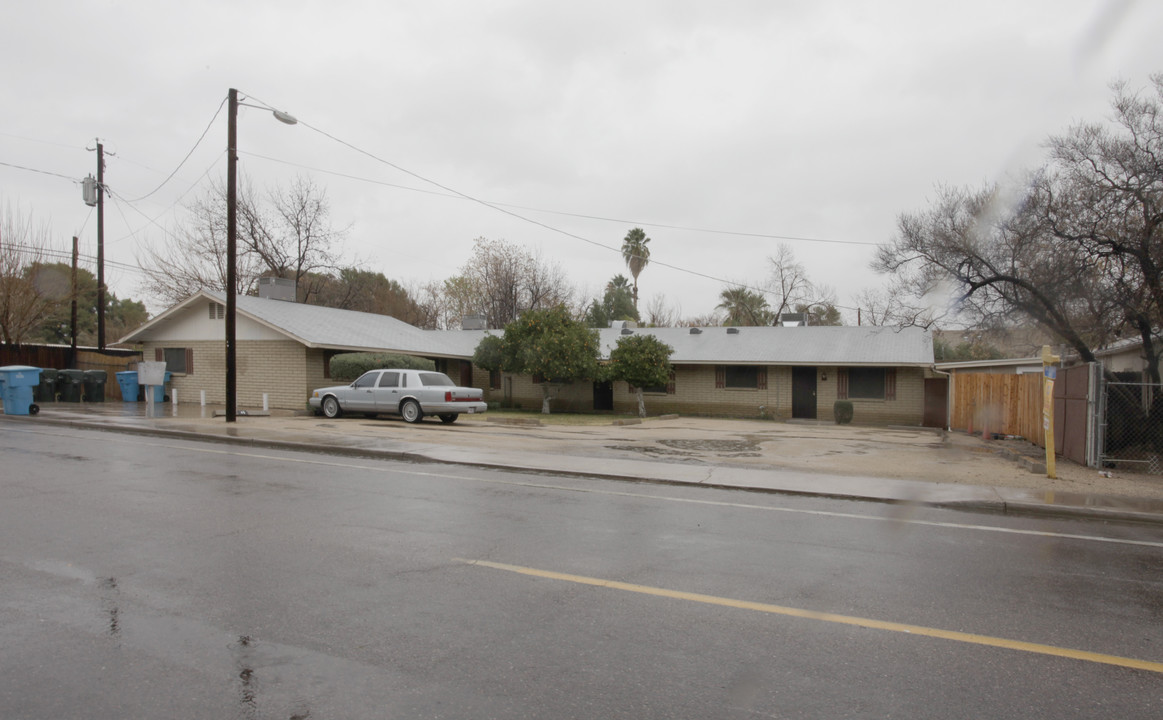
[36,368,59,402]
[58,369,85,402]
[83,370,108,402]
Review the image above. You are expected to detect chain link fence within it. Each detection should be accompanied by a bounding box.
[1100,373,1163,474]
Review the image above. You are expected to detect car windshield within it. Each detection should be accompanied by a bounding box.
[418,372,455,387]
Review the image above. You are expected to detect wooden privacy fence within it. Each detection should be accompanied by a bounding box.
[0,344,142,401]
[950,372,1045,448]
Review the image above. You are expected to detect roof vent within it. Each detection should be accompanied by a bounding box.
[689,327,702,334]
[727,327,740,334]
[461,314,487,330]
[258,277,296,302]
[621,327,634,335]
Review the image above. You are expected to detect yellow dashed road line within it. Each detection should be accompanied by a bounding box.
[457,558,1163,674]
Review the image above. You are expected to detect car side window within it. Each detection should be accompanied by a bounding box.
[378,371,400,388]
[399,373,408,388]
[353,372,379,389]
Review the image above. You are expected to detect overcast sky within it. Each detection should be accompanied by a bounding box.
[4,0,1163,324]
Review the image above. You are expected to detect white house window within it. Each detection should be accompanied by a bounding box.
[208,302,225,320]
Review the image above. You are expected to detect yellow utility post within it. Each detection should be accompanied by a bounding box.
[1041,345,1061,479]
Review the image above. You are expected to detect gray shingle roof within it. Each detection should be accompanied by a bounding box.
[596,325,933,365]
[123,292,933,366]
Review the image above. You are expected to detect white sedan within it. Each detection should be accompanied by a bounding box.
[309,369,487,423]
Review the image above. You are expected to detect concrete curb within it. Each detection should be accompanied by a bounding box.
[6,413,1163,526]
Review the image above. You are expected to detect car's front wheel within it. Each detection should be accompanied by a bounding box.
[321,396,342,419]
[400,399,423,423]
[438,413,459,424]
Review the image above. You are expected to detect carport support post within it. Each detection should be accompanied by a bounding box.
[1041,345,1061,479]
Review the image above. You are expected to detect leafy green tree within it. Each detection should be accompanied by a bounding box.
[472,334,504,372]
[499,305,600,414]
[607,334,674,417]
[303,267,426,325]
[585,274,638,327]
[717,286,773,326]
[25,263,147,345]
[621,227,651,312]
[329,352,434,381]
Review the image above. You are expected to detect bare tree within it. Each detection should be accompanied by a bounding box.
[441,238,575,329]
[644,293,679,327]
[139,175,344,305]
[874,182,1116,364]
[764,244,816,321]
[1034,75,1163,381]
[139,183,263,305]
[875,77,1163,377]
[852,282,943,327]
[242,176,346,302]
[0,204,64,345]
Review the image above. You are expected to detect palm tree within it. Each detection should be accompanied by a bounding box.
[717,286,773,326]
[621,227,651,312]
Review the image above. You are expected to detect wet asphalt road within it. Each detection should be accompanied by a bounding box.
[2,423,1162,719]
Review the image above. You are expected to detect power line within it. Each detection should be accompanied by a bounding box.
[3,242,143,275]
[240,150,876,247]
[271,104,864,312]
[117,96,228,203]
[0,160,80,183]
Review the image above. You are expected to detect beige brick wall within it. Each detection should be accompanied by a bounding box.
[481,363,927,425]
[142,340,317,411]
[138,342,929,423]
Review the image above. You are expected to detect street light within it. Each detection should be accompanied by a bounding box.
[226,88,298,422]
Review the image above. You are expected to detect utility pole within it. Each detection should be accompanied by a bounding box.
[226,89,238,422]
[71,236,79,355]
[96,141,106,350]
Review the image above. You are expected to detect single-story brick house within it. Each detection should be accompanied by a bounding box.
[121,290,939,425]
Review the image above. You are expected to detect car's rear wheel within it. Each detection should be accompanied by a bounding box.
[321,396,341,418]
[438,413,459,424]
[400,399,423,423]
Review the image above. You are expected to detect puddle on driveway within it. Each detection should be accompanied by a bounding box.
[607,437,764,459]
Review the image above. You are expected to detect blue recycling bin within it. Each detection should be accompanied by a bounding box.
[116,371,140,402]
[0,365,42,415]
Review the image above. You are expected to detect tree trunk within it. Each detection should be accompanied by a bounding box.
[541,384,552,414]
[636,388,646,418]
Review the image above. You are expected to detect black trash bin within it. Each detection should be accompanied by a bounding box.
[36,368,59,403]
[58,369,84,402]
[83,370,108,402]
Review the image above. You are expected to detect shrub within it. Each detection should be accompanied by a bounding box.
[834,400,854,425]
[330,353,434,381]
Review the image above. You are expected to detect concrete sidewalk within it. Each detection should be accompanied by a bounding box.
[6,402,1163,525]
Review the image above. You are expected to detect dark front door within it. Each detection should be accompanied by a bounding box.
[923,378,948,428]
[593,381,614,411]
[792,366,817,419]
